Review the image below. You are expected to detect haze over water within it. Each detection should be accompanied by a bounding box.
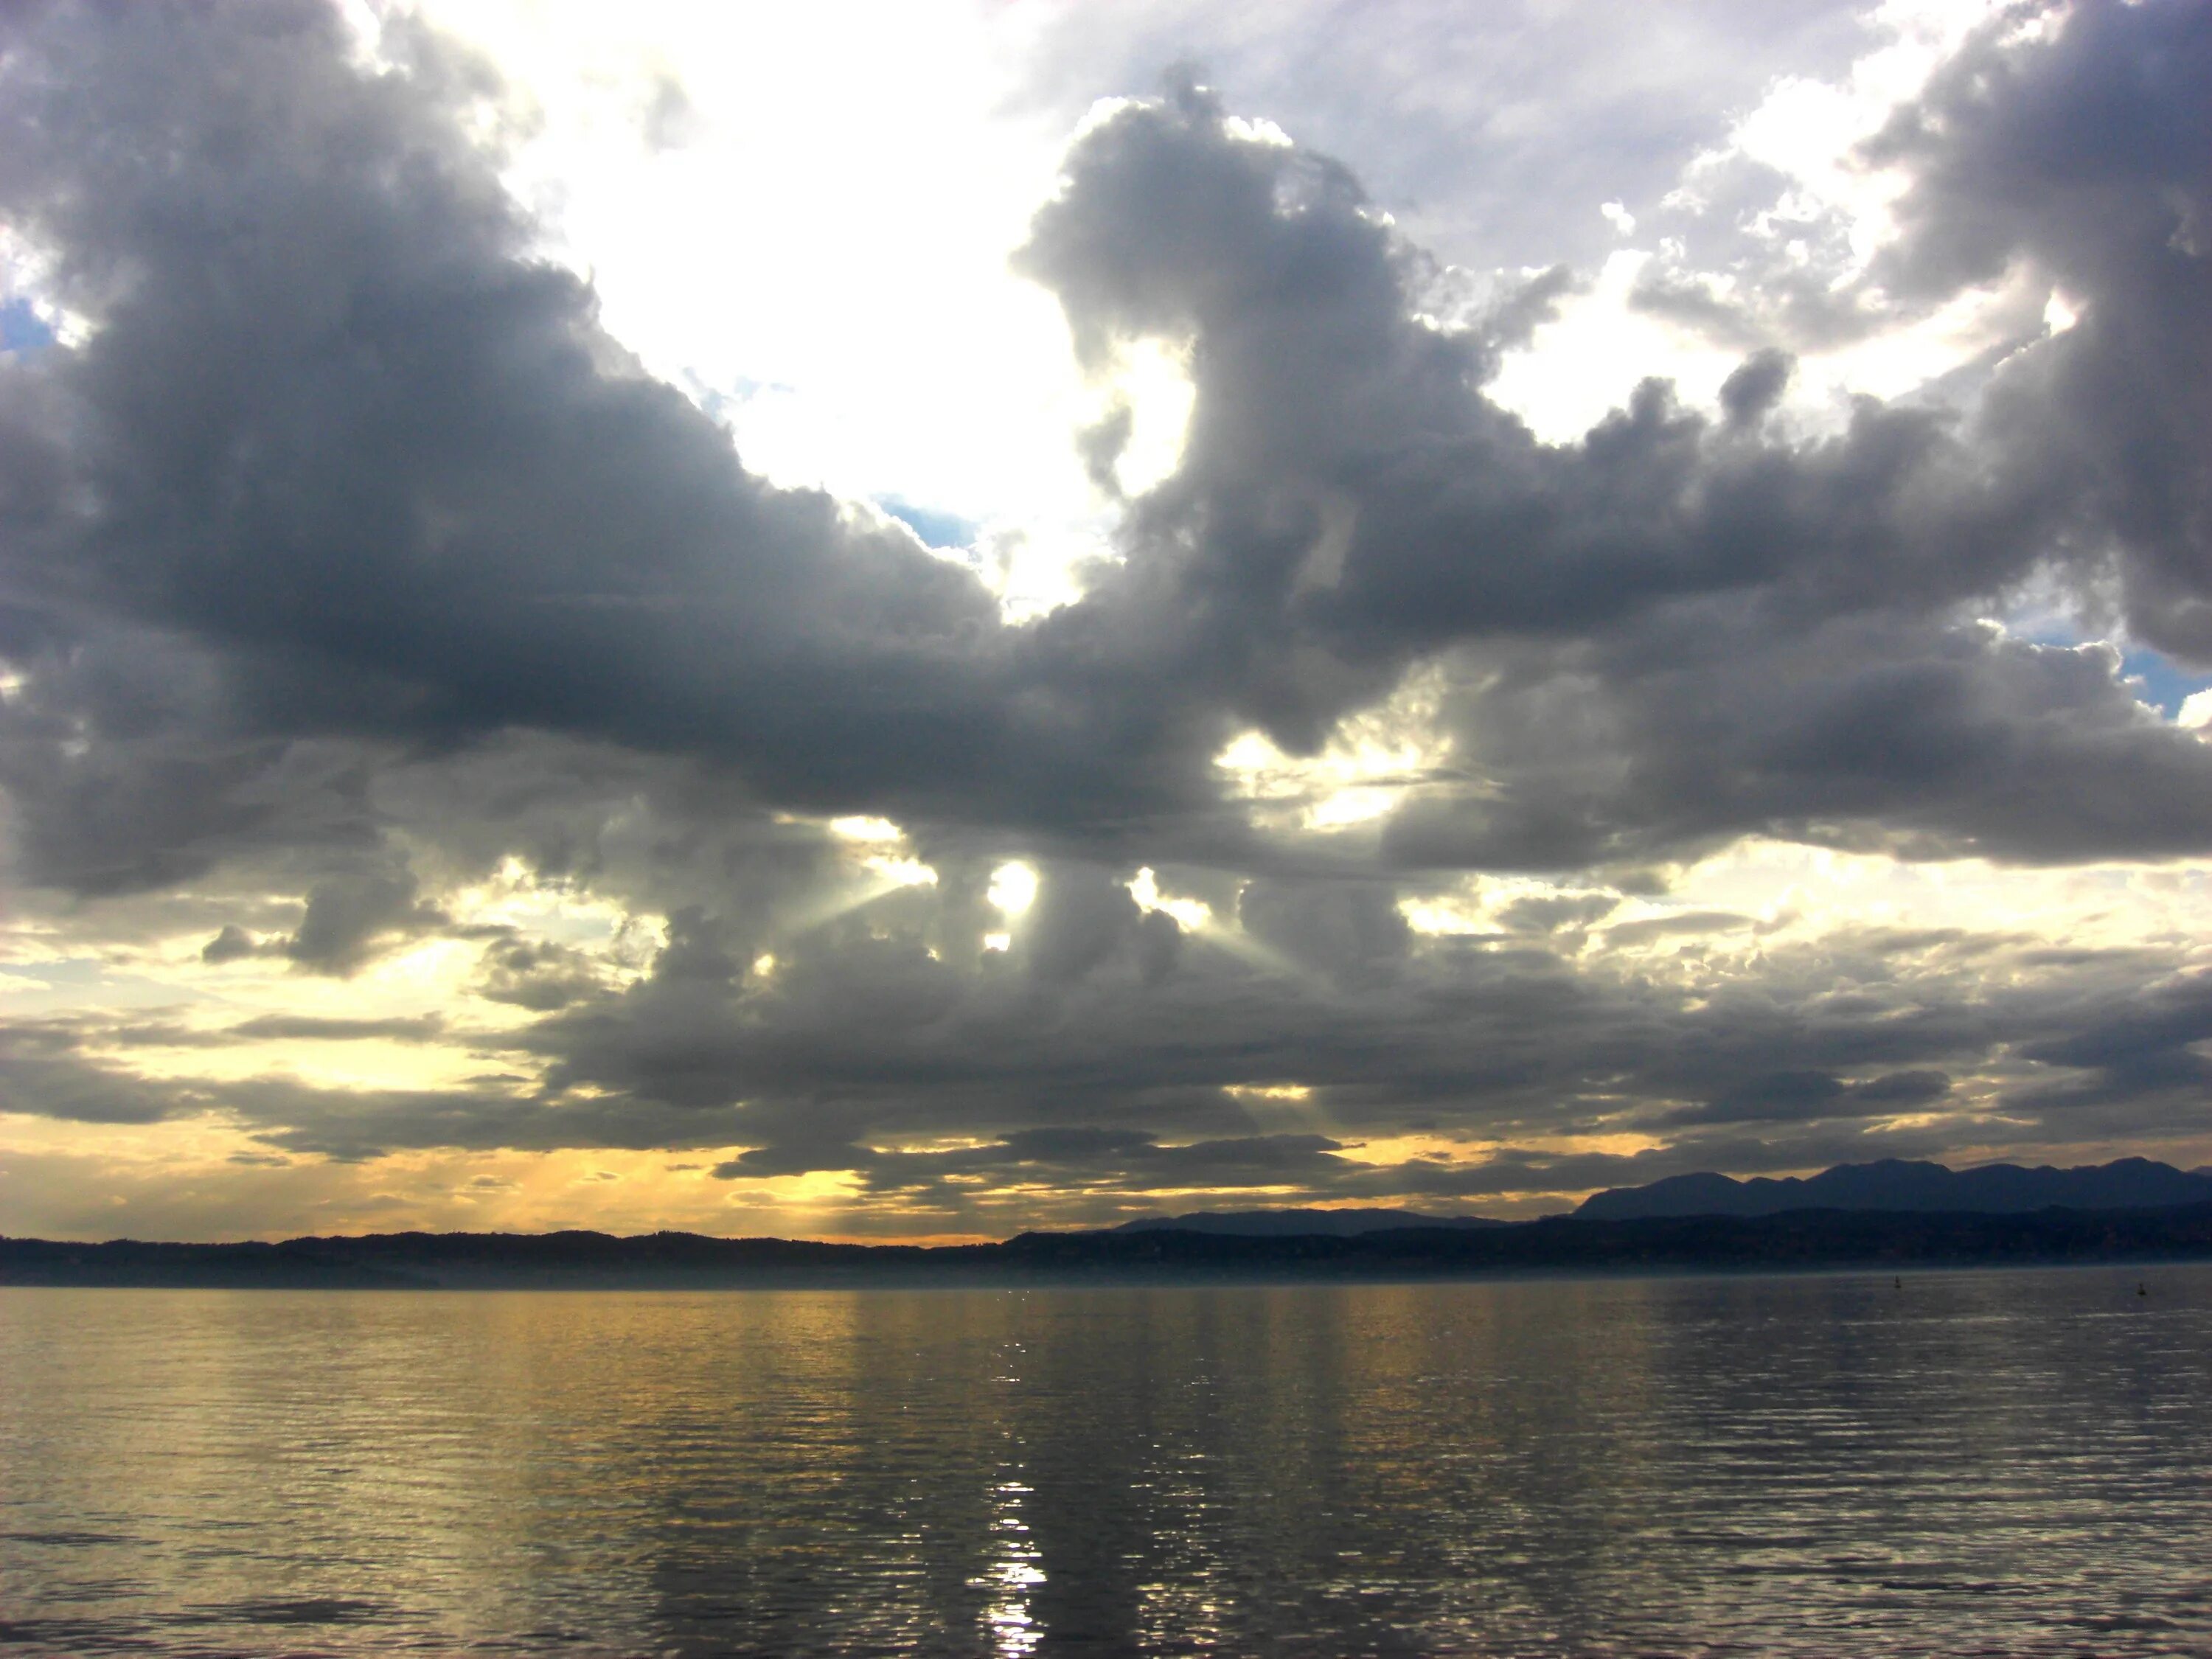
[5,1267,2211,1656]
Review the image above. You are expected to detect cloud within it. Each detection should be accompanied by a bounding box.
[218,1076,748,1164]
[1017,72,2212,869]
[5,1,2209,884]
[0,0,1015,883]
[1654,1066,1953,1128]
[1600,911,1753,945]
[712,1126,1354,1200]
[0,1,2209,1234]
[227,1014,447,1043]
[283,866,447,975]
[1869,0,2212,664]
[0,1023,180,1124]
[201,925,264,965]
[1009,0,1874,274]
[475,938,611,1012]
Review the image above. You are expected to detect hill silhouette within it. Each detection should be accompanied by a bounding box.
[1576,1157,2212,1220]
[10,1194,2212,1288]
[1113,1208,1506,1237]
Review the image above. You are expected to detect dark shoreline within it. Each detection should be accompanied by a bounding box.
[9,1202,2212,1289]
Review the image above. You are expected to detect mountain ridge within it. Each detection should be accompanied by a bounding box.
[13,1197,2212,1287]
[1576,1156,2212,1220]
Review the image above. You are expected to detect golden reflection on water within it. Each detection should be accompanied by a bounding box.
[6,1271,2212,1655]
[980,1475,1044,1656]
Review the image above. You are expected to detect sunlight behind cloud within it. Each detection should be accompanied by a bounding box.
[830,815,904,844]
[861,855,939,890]
[1097,337,1197,497]
[1128,868,1212,931]
[408,0,1105,580]
[1215,668,1455,835]
[1488,249,1734,442]
[988,863,1039,917]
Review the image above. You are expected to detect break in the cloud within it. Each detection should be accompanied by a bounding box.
[0,0,2207,1241]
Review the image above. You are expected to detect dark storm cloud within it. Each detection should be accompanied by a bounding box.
[283,865,447,975]
[1016,65,2212,869]
[2000,971,2212,1127]
[712,1125,1357,1200]
[1638,0,2212,666]
[218,1077,748,1163]
[1387,619,2212,869]
[1238,878,1411,978]
[1653,1067,1952,1129]
[201,925,262,966]
[227,1014,447,1043]
[0,0,1034,884]
[1871,0,2212,666]
[0,629,383,897]
[456,887,2191,1199]
[0,922,2196,1209]
[1,0,2209,1202]
[476,938,611,1012]
[0,1022,177,1124]
[3,0,2208,886]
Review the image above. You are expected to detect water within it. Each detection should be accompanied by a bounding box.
[4,1267,2210,1656]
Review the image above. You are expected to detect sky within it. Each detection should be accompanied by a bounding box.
[0,0,2208,1242]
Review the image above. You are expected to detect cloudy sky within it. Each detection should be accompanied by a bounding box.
[0,0,2208,1242]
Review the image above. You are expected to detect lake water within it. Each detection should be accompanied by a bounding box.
[4,1266,2211,1655]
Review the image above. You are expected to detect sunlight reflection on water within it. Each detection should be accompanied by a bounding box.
[5,1267,2212,1655]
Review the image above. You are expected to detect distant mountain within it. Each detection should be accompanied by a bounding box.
[1113,1208,1506,1237]
[1576,1157,2212,1220]
[13,1202,2212,1287]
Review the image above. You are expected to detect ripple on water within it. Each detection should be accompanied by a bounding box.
[4,1268,2212,1655]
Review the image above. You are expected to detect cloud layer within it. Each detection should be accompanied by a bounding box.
[0,0,2207,1237]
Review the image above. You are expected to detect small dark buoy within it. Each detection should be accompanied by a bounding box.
[2138,1281,2148,1297]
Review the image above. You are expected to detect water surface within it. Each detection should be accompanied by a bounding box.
[5,1267,2210,1655]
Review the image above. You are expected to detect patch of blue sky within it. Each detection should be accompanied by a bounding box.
[678,369,796,427]
[878,497,980,551]
[1992,595,2211,720]
[2122,647,2212,720]
[0,298,55,355]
